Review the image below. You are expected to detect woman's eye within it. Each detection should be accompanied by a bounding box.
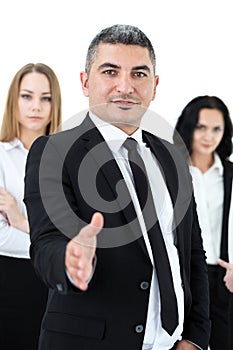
[195,124,205,130]
[21,94,31,100]
[42,96,52,102]
[214,127,223,132]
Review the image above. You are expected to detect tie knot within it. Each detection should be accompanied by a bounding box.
[123,137,138,152]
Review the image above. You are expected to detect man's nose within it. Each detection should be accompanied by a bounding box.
[115,73,134,94]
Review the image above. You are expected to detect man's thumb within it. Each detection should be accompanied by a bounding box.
[90,212,104,231]
[75,212,104,248]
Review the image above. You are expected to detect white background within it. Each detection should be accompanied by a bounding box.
[0,0,232,140]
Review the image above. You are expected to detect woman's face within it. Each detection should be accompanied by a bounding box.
[191,108,225,157]
[16,72,52,136]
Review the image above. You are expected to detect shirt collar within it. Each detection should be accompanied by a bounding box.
[89,112,143,153]
[2,138,26,151]
[212,153,224,175]
[190,152,223,176]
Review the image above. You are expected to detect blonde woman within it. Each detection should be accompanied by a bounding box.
[0,63,62,349]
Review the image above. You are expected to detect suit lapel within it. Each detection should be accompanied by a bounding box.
[142,131,188,260]
[220,162,233,260]
[142,131,179,206]
[79,115,146,249]
[81,115,131,214]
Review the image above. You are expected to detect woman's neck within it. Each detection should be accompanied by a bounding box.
[19,130,46,150]
[190,152,214,173]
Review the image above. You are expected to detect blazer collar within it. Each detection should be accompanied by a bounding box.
[142,131,179,205]
[79,114,145,249]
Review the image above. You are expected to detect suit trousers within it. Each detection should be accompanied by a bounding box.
[208,264,232,350]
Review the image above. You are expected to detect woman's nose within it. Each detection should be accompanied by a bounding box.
[31,98,41,111]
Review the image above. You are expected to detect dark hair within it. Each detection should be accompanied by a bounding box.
[85,24,156,75]
[173,95,233,161]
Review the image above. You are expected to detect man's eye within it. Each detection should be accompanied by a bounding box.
[133,72,146,78]
[103,70,116,76]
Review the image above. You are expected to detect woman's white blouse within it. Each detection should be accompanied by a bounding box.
[0,138,30,258]
[190,153,233,264]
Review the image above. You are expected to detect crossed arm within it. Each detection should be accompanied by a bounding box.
[0,187,29,233]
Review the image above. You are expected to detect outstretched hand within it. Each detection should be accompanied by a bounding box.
[65,212,104,291]
[218,258,233,293]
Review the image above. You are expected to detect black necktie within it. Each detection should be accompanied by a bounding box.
[123,137,178,336]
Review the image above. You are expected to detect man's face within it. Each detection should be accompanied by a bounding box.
[81,43,159,134]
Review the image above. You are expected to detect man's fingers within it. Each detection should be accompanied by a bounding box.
[68,267,89,291]
[65,212,104,290]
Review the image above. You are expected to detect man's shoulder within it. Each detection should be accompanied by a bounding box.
[142,130,186,161]
[30,117,92,155]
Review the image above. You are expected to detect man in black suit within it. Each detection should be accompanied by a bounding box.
[24,24,210,350]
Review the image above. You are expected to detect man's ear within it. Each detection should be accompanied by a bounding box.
[80,71,89,97]
[152,75,159,101]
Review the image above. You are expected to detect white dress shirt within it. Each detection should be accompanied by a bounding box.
[190,153,233,264]
[90,113,184,350]
[190,154,225,265]
[0,138,30,258]
[229,154,233,263]
[229,188,233,264]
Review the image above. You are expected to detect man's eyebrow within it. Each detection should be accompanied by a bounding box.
[97,63,151,73]
[132,65,151,72]
[98,63,120,70]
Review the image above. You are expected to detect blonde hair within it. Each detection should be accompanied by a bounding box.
[0,63,62,141]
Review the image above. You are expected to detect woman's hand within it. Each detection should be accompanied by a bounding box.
[0,187,29,233]
[218,258,233,293]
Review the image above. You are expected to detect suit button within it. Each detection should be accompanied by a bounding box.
[135,324,144,333]
[140,281,149,290]
[56,283,63,292]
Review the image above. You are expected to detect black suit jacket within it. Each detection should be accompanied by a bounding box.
[24,114,210,350]
[215,160,233,323]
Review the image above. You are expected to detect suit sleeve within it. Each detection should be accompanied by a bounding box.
[24,135,80,294]
[178,181,211,349]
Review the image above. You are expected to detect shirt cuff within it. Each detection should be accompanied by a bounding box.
[184,339,203,350]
